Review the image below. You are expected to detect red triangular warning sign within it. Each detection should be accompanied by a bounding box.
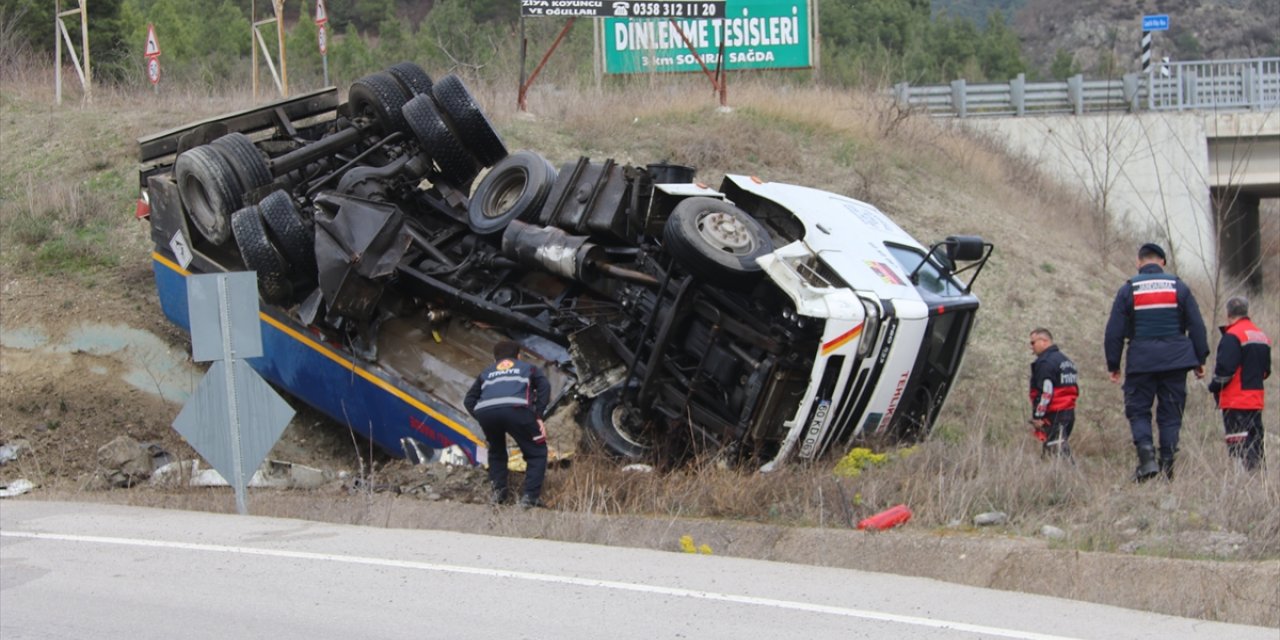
[144,24,161,58]
[314,0,328,25]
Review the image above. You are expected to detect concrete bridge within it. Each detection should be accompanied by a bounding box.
[1209,112,1279,288]
[897,58,1280,288]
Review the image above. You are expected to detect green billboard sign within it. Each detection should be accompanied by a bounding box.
[603,0,811,74]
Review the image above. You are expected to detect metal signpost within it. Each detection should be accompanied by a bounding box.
[144,24,161,91]
[316,0,330,87]
[1140,14,1170,110]
[173,272,294,515]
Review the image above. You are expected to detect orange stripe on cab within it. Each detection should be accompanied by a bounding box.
[821,323,864,356]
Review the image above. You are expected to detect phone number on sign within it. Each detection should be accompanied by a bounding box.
[628,2,719,18]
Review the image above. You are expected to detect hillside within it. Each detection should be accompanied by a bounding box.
[935,0,1277,77]
[1009,0,1279,76]
[1,68,1278,625]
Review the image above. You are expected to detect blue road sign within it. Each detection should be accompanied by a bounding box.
[1142,15,1169,31]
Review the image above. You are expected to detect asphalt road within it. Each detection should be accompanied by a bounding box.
[1,501,1273,639]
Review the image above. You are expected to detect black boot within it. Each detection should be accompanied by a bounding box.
[1133,444,1159,483]
[1043,441,1073,462]
[1159,454,1175,480]
[489,486,511,505]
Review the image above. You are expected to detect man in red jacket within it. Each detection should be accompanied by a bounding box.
[1029,328,1079,459]
[1208,297,1272,471]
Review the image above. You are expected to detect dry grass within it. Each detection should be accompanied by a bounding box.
[549,405,1280,560]
[2,60,1278,566]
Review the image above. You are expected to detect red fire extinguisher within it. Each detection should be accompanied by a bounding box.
[857,504,912,530]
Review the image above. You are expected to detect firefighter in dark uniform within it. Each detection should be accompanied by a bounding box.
[1208,296,1272,471]
[465,340,552,508]
[1028,328,1079,459]
[1104,243,1209,482]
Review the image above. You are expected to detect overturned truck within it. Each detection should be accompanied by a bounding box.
[137,63,991,470]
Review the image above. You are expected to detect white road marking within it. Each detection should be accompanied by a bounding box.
[2,530,1077,640]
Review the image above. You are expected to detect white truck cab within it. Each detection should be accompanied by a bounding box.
[712,175,988,468]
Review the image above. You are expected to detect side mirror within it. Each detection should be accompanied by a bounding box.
[910,235,993,295]
[945,235,985,262]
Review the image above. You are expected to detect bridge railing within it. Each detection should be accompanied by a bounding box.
[894,57,1280,118]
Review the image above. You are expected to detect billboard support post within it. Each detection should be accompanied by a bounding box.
[519,19,575,112]
[518,16,527,110]
[53,0,92,105]
[666,19,727,107]
[250,0,289,98]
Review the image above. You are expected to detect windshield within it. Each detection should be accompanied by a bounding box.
[884,244,965,297]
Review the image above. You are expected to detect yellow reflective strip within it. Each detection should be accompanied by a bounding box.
[152,251,189,276]
[258,315,482,447]
[152,253,481,446]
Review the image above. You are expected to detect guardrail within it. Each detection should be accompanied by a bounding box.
[894,57,1280,117]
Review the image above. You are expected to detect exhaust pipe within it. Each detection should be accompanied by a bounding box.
[501,220,602,281]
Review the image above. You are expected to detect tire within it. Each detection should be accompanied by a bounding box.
[174,145,242,245]
[467,151,557,236]
[584,386,651,461]
[401,93,480,187]
[209,132,273,198]
[348,72,412,137]
[663,197,774,286]
[386,61,434,96]
[257,190,316,283]
[231,205,294,304]
[432,74,508,166]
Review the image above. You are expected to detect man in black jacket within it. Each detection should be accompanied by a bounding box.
[465,340,552,508]
[1104,243,1209,482]
[1029,328,1079,459]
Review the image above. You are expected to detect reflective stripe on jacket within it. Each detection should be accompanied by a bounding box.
[1030,345,1079,417]
[1212,317,1272,410]
[464,358,551,418]
[1103,264,1209,374]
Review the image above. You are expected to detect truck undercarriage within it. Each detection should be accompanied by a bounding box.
[139,63,990,469]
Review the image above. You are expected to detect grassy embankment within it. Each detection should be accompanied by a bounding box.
[2,61,1277,563]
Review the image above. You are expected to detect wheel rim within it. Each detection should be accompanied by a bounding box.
[609,404,650,450]
[356,100,378,124]
[484,170,527,219]
[696,211,755,255]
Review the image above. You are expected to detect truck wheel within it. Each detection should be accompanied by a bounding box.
[210,132,273,196]
[386,62,434,96]
[432,74,508,166]
[467,151,556,236]
[584,386,651,461]
[402,93,480,187]
[231,205,294,304]
[663,197,773,286]
[257,190,316,283]
[349,72,412,137]
[175,145,243,245]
